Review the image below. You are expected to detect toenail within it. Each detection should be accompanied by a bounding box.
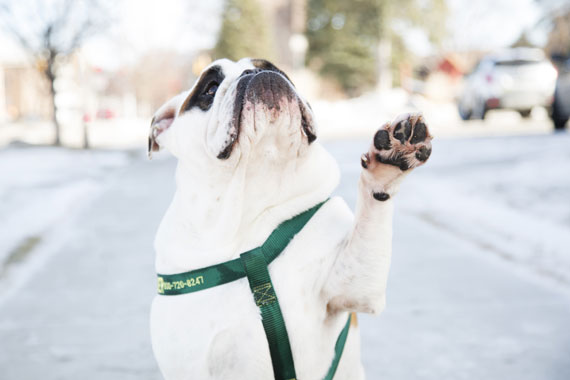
[361,154,369,168]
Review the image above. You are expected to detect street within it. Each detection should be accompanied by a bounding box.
[0,132,569,379]
[1,0,569,377]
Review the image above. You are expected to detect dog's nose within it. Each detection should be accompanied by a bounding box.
[245,70,296,115]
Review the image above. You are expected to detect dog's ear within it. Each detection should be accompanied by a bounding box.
[148,93,185,158]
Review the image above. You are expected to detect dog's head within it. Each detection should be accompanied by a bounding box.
[148,58,317,164]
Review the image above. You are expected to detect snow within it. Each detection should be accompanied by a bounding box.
[400,134,570,286]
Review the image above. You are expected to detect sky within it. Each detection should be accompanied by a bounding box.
[444,0,544,51]
[0,0,556,69]
[81,0,223,70]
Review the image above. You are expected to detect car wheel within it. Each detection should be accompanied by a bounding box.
[554,118,568,130]
[458,103,472,121]
[552,96,568,130]
[519,109,532,118]
[473,100,487,120]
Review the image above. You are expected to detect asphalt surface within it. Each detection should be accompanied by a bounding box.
[1,138,569,380]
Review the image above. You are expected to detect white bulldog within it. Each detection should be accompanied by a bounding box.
[149,58,432,380]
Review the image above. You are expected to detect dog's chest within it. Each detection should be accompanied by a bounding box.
[150,198,354,379]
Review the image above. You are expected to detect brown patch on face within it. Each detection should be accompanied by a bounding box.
[179,65,225,114]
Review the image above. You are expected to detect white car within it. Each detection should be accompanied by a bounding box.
[458,48,558,120]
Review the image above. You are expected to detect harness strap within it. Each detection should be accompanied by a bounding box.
[323,314,352,380]
[156,199,353,379]
[157,200,326,296]
[241,248,297,380]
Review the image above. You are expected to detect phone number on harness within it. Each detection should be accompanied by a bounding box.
[157,275,204,294]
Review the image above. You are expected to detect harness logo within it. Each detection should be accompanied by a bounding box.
[157,275,205,294]
[252,282,276,306]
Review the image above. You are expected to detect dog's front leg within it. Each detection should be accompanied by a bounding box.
[323,113,432,315]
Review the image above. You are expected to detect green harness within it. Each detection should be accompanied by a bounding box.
[157,200,351,380]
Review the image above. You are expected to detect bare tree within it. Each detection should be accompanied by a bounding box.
[535,0,570,60]
[0,0,111,145]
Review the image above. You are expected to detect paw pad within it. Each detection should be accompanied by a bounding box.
[373,129,392,150]
[409,121,428,144]
[393,120,412,144]
[415,146,431,162]
[364,113,433,173]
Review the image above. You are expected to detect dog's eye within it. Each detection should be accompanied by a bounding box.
[205,83,218,97]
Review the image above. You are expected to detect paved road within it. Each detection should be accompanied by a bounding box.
[1,139,569,379]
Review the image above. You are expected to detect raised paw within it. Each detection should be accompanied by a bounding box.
[360,113,432,200]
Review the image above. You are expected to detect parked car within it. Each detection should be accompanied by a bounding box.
[551,58,570,130]
[458,48,558,120]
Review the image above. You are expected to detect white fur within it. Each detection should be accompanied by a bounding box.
[149,58,402,380]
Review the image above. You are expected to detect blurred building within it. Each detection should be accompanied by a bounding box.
[125,50,195,117]
[0,45,189,125]
[261,0,307,70]
[405,52,472,101]
[0,61,51,123]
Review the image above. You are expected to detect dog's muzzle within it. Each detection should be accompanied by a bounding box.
[218,70,316,159]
